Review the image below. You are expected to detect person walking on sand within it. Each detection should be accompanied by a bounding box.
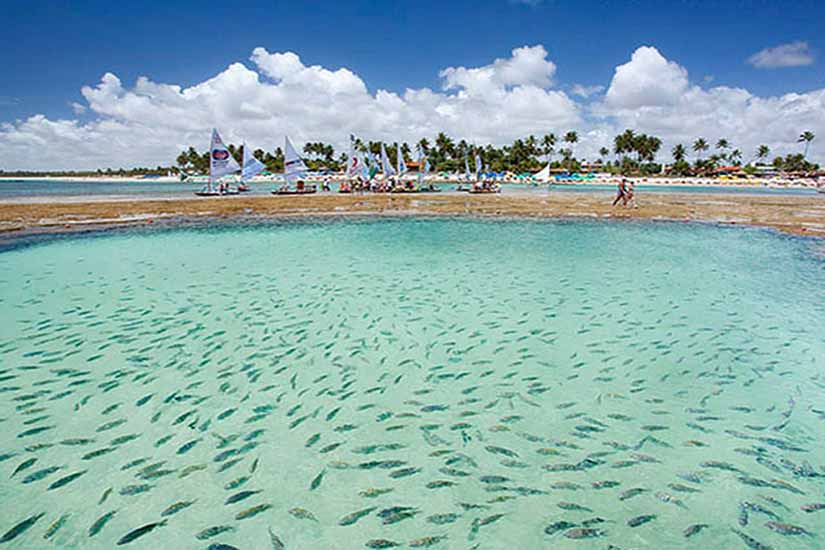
[624,180,638,208]
[612,178,627,206]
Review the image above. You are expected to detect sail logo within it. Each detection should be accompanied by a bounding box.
[212,150,229,160]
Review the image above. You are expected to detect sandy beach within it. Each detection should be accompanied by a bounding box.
[1,191,823,240]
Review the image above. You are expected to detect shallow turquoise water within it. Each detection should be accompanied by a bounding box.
[0,219,823,550]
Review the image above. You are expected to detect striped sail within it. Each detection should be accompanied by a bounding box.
[284,136,307,183]
[241,143,265,181]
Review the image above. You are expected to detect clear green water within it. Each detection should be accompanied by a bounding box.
[0,219,823,550]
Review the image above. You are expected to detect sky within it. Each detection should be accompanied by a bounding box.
[2,0,825,170]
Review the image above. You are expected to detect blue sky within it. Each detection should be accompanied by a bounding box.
[3,0,822,122]
[2,0,824,169]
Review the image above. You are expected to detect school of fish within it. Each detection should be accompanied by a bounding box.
[0,218,823,549]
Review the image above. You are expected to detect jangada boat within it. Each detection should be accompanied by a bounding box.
[196,128,241,197]
[272,182,317,195]
[238,140,265,192]
[194,189,239,197]
[272,136,316,195]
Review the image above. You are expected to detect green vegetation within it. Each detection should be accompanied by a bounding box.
[1,130,817,178]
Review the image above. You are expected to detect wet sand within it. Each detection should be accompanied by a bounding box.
[0,191,823,239]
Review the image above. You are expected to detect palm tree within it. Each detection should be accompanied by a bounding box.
[693,138,709,162]
[599,147,609,165]
[729,149,742,166]
[541,133,556,163]
[417,138,430,155]
[671,144,686,163]
[435,132,455,160]
[798,131,815,159]
[756,144,770,164]
[716,138,730,159]
[563,131,579,159]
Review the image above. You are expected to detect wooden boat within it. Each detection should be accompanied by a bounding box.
[194,189,239,197]
[272,136,314,195]
[272,187,317,196]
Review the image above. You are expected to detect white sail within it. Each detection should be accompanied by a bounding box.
[396,143,406,175]
[464,157,471,181]
[380,143,395,177]
[210,129,241,187]
[346,134,359,177]
[381,143,395,178]
[241,143,266,181]
[417,145,425,187]
[534,162,551,182]
[474,153,482,180]
[284,136,308,183]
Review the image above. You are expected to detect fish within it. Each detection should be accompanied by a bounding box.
[730,527,773,549]
[47,470,87,490]
[116,520,167,545]
[88,510,117,537]
[10,458,37,478]
[365,540,400,548]
[409,535,447,547]
[544,521,578,535]
[338,507,377,526]
[22,466,61,484]
[428,513,460,525]
[310,469,325,490]
[683,523,709,538]
[619,487,647,501]
[563,528,605,539]
[288,508,317,521]
[119,484,153,496]
[195,525,236,540]
[225,490,262,505]
[764,521,812,536]
[236,504,272,520]
[0,512,45,543]
[801,503,825,513]
[268,526,286,550]
[98,487,113,505]
[43,514,70,540]
[627,514,656,527]
[161,500,196,517]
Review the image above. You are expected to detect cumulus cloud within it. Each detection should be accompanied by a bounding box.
[0,45,580,170]
[593,46,825,163]
[570,84,604,98]
[0,44,824,170]
[747,41,815,69]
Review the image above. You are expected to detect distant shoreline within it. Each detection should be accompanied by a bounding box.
[0,174,821,190]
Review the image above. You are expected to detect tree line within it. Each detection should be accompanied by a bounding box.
[175,130,818,176]
[5,129,815,178]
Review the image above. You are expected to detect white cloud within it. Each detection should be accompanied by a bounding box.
[747,41,815,69]
[593,46,825,163]
[1,44,824,170]
[571,84,604,98]
[0,45,580,170]
[604,46,688,109]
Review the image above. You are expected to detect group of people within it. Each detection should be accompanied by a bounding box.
[338,176,435,194]
[612,178,637,208]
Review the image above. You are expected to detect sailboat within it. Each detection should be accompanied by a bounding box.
[417,146,438,192]
[534,162,552,183]
[469,152,500,193]
[272,136,316,195]
[380,143,395,180]
[238,143,266,192]
[195,128,241,196]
